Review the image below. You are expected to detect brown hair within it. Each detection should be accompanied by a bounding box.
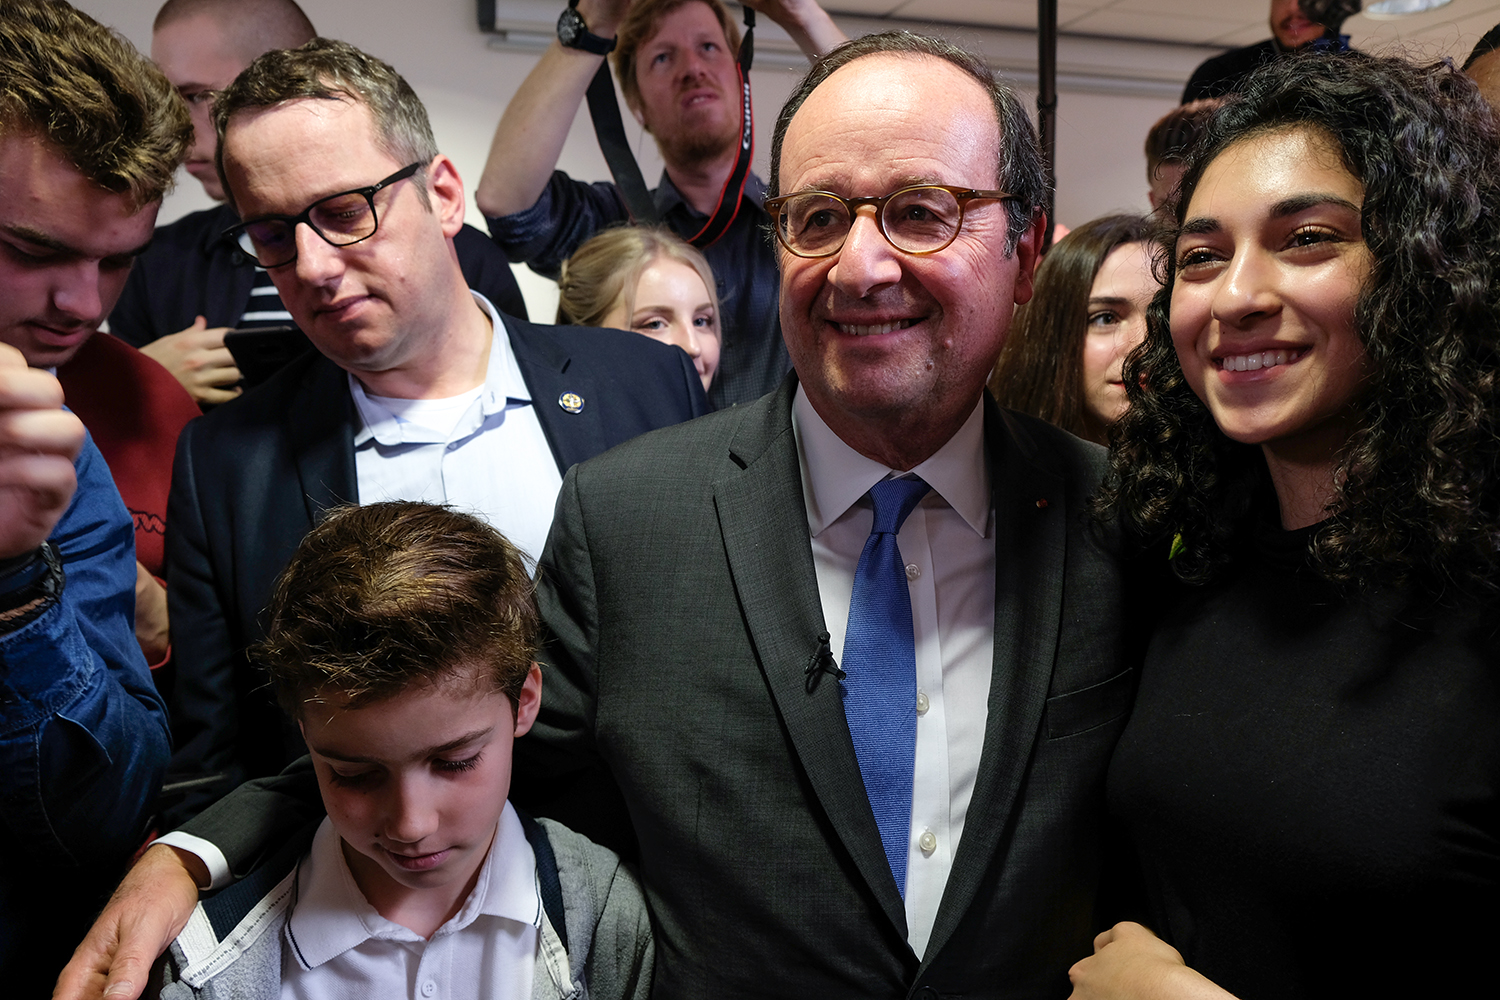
[556,224,720,329]
[255,502,539,718]
[988,214,1153,443]
[212,37,438,208]
[613,0,740,116]
[0,0,190,209]
[1144,98,1222,186]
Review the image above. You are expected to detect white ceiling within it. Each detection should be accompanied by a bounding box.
[824,0,1500,58]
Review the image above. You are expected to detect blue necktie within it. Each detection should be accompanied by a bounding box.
[841,476,930,897]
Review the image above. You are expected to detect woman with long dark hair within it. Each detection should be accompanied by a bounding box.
[988,214,1155,444]
[1074,52,1500,999]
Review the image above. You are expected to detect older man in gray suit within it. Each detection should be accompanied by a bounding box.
[60,31,1139,1000]
[524,31,1137,998]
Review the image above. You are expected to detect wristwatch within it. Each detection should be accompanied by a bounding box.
[557,0,615,55]
[0,540,64,633]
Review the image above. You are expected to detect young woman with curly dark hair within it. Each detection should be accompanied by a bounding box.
[1073,52,1500,1000]
[988,213,1156,444]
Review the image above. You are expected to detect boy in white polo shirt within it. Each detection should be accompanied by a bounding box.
[152,502,653,999]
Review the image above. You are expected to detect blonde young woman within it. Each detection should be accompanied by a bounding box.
[557,226,721,394]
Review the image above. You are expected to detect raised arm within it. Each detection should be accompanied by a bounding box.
[475,0,633,219]
[743,0,846,59]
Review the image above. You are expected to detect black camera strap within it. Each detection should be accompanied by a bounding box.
[585,60,658,224]
[584,6,756,247]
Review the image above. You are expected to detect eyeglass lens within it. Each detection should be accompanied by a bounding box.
[778,187,966,256]
[237,190,378,267]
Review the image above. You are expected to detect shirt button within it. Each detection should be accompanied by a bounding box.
[421,982,436,997]
[918,830,937,855]
[446,442,459,451]
[916,691,930,715]
[905,563,921,581]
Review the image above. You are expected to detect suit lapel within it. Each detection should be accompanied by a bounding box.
[713,380,910,939]
[507,317,608,473]
[921,402,1068,964]
[286,355,359,523]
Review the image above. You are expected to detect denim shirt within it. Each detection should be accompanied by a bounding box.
[486,169,789,410]
[0,432,170,982]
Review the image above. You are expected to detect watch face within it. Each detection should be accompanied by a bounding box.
[557,7,583,46]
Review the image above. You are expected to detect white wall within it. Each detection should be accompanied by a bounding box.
[77,1,1235,317]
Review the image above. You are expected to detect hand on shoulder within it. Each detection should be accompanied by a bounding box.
[53,844,207,1000]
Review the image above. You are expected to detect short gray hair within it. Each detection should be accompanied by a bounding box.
[769,31,1045,254]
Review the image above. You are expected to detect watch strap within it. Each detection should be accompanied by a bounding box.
[0,540,64,632]
[558,3,616,55]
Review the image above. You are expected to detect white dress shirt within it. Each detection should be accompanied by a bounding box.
[281,804,539,1000]
[791,386,995,960]
[349,292,563,564]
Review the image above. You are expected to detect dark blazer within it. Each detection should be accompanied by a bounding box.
[181,376,1142,998]
[163,317,708,825]
[109,204,528,346]
[522,376,1140,998]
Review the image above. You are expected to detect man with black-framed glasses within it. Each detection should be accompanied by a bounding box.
[150,36,708,831]
[222,160,423,267]
[110,0,531,408]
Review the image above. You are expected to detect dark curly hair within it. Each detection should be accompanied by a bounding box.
[989,213,1153,444]
[1096,51,1500,594]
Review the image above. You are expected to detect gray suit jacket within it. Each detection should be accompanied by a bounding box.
[523,374,1139,999]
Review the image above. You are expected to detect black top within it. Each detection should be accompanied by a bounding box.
[1182,39,1281,102]
[1108,516,1500,998]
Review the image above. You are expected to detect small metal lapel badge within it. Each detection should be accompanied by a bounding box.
[558,392,584,414]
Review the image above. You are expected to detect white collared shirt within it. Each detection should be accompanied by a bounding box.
[349,292,563,564]
[281,804,539,1000]
[792,386,996,961]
